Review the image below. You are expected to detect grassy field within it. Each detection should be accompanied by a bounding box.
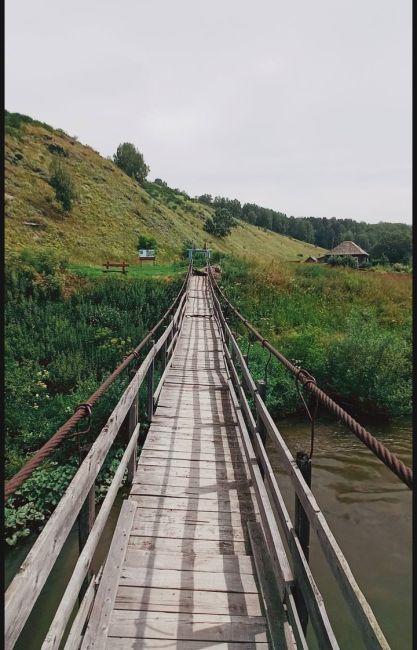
[5,117,324,264]
[69,261,186,279]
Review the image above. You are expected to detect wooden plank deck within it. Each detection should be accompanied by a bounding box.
[81,276,270,649]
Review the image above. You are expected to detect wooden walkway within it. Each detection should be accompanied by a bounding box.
[82,276,269,649]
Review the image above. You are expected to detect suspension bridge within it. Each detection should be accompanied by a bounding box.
[5,266,412,650]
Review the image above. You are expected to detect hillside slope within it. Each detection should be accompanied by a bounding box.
[5,115,324,263]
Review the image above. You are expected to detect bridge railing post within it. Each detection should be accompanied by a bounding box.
[77,443,95,603]
[147,340,155,421]
[162,325,168,371]
[255,380,267,476]
[127,393,138,483]
[294,450,312,634]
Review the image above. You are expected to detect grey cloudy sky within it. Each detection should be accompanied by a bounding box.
[6,0,412,223]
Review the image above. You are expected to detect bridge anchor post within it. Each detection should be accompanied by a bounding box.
[294,450,312,634]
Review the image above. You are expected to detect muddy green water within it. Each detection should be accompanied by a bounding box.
[5,417,411,649]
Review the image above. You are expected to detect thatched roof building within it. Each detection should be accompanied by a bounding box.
[318,240,369,262]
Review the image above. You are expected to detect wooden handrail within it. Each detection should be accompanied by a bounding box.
[5,291,188,650]
[209,274,391,650]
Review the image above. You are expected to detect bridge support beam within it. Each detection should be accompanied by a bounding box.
[294,450,312,635]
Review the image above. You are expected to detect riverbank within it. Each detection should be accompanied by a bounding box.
[218,256,411,418]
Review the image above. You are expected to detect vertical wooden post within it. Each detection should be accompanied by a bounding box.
[127,394,138,483]
[78,443,95,603]
[256,380,267,446]
[294,450,312,634]
[162,326,168,371]
[256,380,267,477]
[147,340,155,421]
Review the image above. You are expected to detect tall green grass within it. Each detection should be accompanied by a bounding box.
[5,250,183,544]
[218,257,411,419]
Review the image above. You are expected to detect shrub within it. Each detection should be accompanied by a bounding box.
[49,159,76,212]
[113,142,149,183]
[138,235,157,251]
[327,255,358,268]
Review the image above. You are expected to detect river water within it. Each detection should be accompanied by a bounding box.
[5,416,411,649]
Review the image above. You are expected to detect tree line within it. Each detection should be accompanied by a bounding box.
[197,194,412,263]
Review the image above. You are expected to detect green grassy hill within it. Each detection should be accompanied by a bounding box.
[5,113,324,264]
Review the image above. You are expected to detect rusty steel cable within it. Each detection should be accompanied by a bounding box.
[5,265,192,499]
[208,266,413,490]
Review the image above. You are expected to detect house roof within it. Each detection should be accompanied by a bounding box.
[327,240,369,256]
[304,256,318,262]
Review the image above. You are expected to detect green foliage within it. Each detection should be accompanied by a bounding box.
[327,255,359,268]
[204,207,236,238]
[113,142,149,183]
[138,235,157,250]
[5,250,183,545]
[4,446,128,545]
[5,109,53,136]
[219,256,411,418]
[49,158,76,212]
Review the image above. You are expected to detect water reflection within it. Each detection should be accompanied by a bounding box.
[267,414,412,650]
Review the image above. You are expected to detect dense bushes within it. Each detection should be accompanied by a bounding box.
[218,256,411,419]
[5,250,183,544]
[49,158,76,212]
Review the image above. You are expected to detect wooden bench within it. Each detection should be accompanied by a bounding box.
[102,261,129,274]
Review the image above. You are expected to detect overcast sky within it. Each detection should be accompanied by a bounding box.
[5,0,412,223]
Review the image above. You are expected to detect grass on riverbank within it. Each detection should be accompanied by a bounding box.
[5,250,184,545]
[218,257,411,419]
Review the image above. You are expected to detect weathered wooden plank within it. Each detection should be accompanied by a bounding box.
[127,536,248,555]
[105,640,269,650]
[119,566,259,593]
[132,466,251,482]
[63,575,96,650]
[226,379,293,598]
[42,425,141,650]
[130,482,254,500]
[247,521,297,650]
[81,500,137,650]
[144,437,244,452]
[129,493,258,514]
[5,343,154,650]
[115,586,263,616]
[130,521,247,542]
[108,616,268,641]
[133,507,254,527]
[255,394,390,650]
[123,550,255,574]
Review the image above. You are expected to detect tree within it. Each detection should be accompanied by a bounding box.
[371,235,412,264]
[198,194,213,205]
[113,142,149,183]
[49,159,76,213]
[203,208,236,237]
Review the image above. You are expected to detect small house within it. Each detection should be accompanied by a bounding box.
[318,241,369,263]
[304,256,318,263]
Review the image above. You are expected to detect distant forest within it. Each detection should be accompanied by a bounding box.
[196,194,412,263]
